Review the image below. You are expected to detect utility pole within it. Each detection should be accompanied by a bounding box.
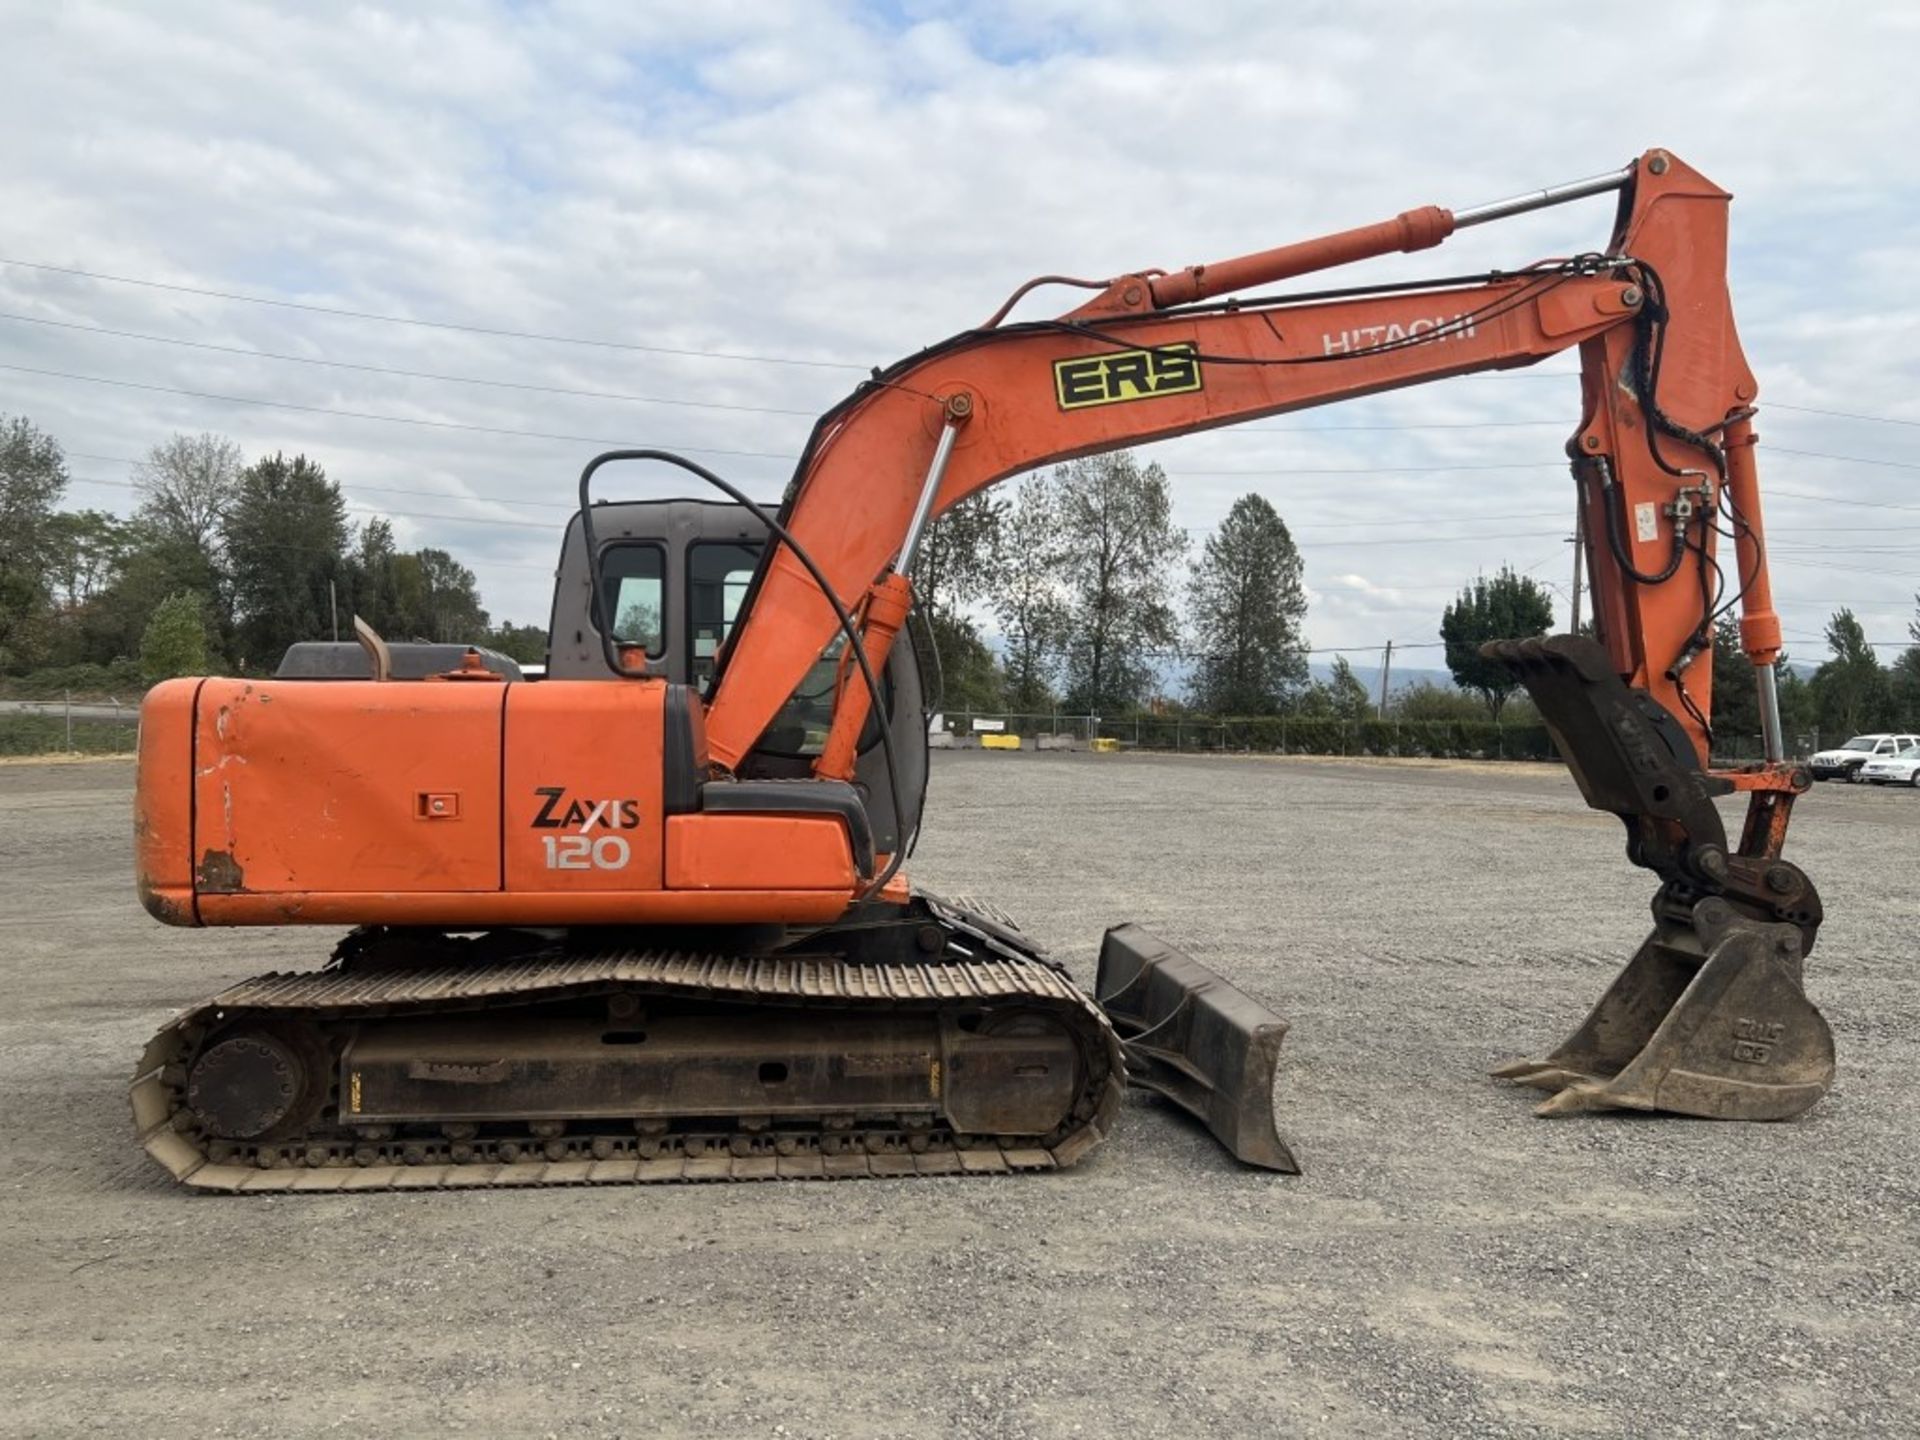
[329,579,339,641]
[1377,639,1393,719]
[1569,506,1585,635]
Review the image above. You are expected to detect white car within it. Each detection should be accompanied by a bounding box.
[1858,742,1920,787]
[1808,732,1920,782]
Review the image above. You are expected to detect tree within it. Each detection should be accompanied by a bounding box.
[1708,624,1811,758]
[1053,452,1186,713]
[139,592,211,683]
[990,475,1069,713]
[922,611,1005,712]
[222,453,349,667]
[1322,655,1374,721]
[911,491,1002,620]
[1809,608,1892,738]
[87,522,227,667]
[338,517,404,636]
[484,621,548,665]
[388,547,488,642]
[0,415,69,672]
[1186,493,1308,715]
[1392,680,1487,722]
[1711,623,1761,751]
[1775,663,1818,751]
[909,492,1005,712]
[1887,591,1920,725]
[36,510,139,667]
[135,433,243,555]
[1439,567,1555,719]
[1293,655,1375,720]
[43,510,136,612]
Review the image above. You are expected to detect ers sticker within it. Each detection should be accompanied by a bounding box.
[1054,343,1201,410]
[530,785,640,871]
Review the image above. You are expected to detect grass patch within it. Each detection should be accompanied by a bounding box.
[0,661,145,703]
[0,713,138,757]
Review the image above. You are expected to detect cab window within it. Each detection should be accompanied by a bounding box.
[598,543,665,656]
[688,541,760,684]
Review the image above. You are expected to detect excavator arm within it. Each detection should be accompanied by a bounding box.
[703,147,1832,1123]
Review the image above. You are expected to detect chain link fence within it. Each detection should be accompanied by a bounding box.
[937,710,1832,766]
[935,710,1560,761]
[0,695,141,756]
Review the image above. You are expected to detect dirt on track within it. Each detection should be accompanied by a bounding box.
[1,753,1916,1439]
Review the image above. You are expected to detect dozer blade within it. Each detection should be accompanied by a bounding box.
[1484,634,1834,1122]
[1094,924,1299,1173]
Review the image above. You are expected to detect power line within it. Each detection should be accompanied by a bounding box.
[1767,556,1920,582]
[1175,462,1562,477]
[67,473,578,531]
[0,367,1667,480]
[1770,445,1920,472]
[1770,401,1920,428]
[11,253,1920,433]
[0,257,869,370]
[0,309,1585,436]
[0,311,825,417]
[0,361,800,462]
[73,470,590,514]
[1770,487,1920,514]
[57,485,573,588]
[1305,528,1563,549]
[63,474,1571,552]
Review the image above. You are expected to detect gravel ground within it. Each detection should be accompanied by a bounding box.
[1,752,1915,1439]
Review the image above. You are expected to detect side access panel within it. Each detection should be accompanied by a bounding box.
[503,682,668,892]
[192,679,507,896]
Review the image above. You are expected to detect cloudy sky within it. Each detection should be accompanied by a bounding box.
[4,1,1917,668]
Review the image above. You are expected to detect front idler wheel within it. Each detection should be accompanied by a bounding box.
[185,1025,325,1142]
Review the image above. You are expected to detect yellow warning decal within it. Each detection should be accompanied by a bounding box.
[349,1071,362,1114]
[1054,342,1202,410]
[929,1058,942,1100]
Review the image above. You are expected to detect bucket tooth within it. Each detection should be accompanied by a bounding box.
[1094,924,1299,1173]
[1496,901,1834,1121]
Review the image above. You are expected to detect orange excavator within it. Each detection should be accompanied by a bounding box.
[131,148,1834,1190]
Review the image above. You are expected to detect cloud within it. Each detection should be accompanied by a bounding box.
[0,0,1915,662]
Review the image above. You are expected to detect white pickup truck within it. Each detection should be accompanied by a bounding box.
[1808,732,1920,782]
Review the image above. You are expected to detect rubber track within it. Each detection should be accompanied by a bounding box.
[131,946,1126,1192]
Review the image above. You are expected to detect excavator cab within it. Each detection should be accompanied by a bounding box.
[543,495,930,861]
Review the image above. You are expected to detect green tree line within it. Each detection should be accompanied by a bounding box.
[909,449,1920,751]
[0,415,546,689]
[6,410,1916,749]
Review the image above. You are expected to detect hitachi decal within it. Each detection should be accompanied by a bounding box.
[1321,313,1478,356]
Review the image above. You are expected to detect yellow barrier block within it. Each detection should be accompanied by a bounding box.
[1090,737,1120,753]
[980,733,1023,750]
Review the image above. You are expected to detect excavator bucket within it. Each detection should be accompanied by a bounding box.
[1492,899,1835,1119]
[1484,635,1835,1121]
[1094,924,1299,1172]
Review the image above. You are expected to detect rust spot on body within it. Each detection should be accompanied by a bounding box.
[195,849,247,894]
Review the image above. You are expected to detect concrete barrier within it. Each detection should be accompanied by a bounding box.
[1035,734,1077,752]
[980,734,1023,751]
[1090,737,1121,753]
